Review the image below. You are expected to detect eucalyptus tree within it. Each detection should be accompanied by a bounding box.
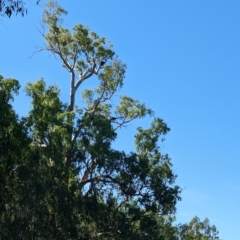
[177,216,220,240]
[25,2,182,238]
[1,1,181,238]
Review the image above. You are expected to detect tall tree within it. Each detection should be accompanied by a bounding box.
[0,2,223,239]
[1,2,183,239]
[35,2,181,237]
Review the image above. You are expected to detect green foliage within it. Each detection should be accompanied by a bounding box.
[0,2,221,239]
[0,76,35,238]
[177,216,220,240]
[0,0,40,17]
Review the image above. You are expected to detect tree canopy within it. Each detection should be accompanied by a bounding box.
[0,2,222,239]
[177,217,220,240]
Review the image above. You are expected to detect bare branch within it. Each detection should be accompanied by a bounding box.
[29,47,45,59]
[113,116,139,131]
[97,230,121,237]
[74,61,97,92]
[79,158,96,184]
[79,175,101,185]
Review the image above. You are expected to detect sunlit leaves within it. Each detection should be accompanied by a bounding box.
[135,117,169,154]
[178,216,220,240]
[116,95,153,119]
[0,2,185,239]
[0,75,20,101]
[43,3,115,77]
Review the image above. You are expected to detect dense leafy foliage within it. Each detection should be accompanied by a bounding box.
[0,2,221,239]
[177,217,220,240]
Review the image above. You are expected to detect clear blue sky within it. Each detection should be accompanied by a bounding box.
[1,1,240,239]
